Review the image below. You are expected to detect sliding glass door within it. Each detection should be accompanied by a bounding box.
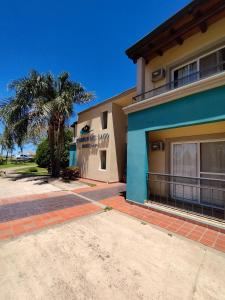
[171,140,225,207]
[172,142,199,201]
[200,141,225,207]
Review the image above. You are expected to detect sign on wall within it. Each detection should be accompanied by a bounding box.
[76,133,109,149]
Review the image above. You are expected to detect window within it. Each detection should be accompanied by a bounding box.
[200,52,217,78]
[200,141,225,207]
[100,150,107,170]
[172,45,225,88]
[171,140,225,207]
[200,141,225,174]
[173,61,197,88]
[102,111,108,129]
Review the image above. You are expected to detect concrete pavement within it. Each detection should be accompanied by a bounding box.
[1,210,225,300]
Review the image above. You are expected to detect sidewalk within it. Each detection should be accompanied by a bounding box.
[1,182,225,255]
[0,191,102,240]
[100,196,225,253]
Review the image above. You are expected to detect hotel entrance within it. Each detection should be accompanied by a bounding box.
[148,122,225,220]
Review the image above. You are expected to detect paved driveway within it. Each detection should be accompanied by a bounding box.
[1,210,225,300]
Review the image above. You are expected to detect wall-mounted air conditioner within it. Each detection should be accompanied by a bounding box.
[151,141,165,151]
[152,68,165,82]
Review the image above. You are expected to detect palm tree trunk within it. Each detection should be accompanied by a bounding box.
[48,117,65,178]
[48,124,57,177]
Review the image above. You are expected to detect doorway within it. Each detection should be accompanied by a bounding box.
[171,139,225,207]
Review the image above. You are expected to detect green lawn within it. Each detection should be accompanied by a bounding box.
[0,162,37,169]
[16,165,49,176]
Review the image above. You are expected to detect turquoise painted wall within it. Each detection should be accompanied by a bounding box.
[127,85,225,204]
[69,144,77,166]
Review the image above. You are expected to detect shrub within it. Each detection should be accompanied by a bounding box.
[61,166,80,180]
[28,167,38,172]
[0,156,4,165]
[35,128,73,169]
[35,139,50,168]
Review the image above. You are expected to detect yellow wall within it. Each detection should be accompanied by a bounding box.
[149,121,225,174]
[149,121,225,195]
[145,17,225,91]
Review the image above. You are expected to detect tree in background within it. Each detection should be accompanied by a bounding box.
[35,139,50,168]
[0,70,93,176]
[0,133,5,155]
[36,128,72,169]
[0,127,14,162]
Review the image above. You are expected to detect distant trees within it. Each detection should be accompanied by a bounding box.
[0,127,14,162]
[0,70,93,176]
[0,133,4,155]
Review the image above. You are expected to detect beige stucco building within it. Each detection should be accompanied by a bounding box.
[70,88,135,182]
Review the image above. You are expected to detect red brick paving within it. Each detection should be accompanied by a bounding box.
[0,183,123,241]
[0,191,102,240]
[100,196,225,253]
[1,185,225,255]
[0,202,102,240]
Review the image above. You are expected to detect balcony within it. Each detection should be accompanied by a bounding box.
[133,63,225,103]
[148,172,225,221]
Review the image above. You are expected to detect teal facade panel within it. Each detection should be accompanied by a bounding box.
[126,85,225,204]
[69,144,77,166]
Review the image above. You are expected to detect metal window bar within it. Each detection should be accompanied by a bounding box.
[148,172,225,221]
[133,62,225,103]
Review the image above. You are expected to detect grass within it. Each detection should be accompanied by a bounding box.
[0,162,37,170]
[104,206,113,212]
[16,165,49,176]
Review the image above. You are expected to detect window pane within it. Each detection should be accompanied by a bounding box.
[201,141,225,173]
[172,143,198,201]
[100,150,106,170]
[173,62,197,88]
[102,111,108,129]
[200,173,225,207]
[218,47,225,71]
[200,52,217,78]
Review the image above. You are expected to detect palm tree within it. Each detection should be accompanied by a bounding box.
[0,70,93,176]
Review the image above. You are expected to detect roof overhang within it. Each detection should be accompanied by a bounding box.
[126,0,225,63]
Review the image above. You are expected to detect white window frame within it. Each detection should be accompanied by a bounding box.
[171,44,225,81]
[170,138,225,205]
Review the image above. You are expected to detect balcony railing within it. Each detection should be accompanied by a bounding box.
[147,172,225,221]
[134,62,225,103]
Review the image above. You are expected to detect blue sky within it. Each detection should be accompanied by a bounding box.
[0,0,190,153]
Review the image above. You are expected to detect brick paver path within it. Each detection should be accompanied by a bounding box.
[78,183,126,201]
[1,182,225,255]
[0,191,102,240]
[100,196,225,254]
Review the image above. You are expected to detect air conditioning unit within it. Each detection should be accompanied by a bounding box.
[152,68,165,82]
[151,141,164,151]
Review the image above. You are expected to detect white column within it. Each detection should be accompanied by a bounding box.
[136,57,146,95]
